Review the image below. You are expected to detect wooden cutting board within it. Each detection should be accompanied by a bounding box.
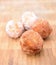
[0,0,56,65]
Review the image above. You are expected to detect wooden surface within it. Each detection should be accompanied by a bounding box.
[0,0,56,65]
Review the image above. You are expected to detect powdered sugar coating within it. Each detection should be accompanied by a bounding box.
[6,20,24,38]
[21,11,38,30]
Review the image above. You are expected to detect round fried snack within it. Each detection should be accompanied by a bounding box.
[6,20,24,38]
[21,11,38,30]
[31,19,52,39]
[20,30,43,55]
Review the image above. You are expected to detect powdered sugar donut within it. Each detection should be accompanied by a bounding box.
[21,11,38,30]
[6,20,24,38]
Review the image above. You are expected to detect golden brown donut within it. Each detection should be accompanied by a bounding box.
[20,30,43,55]
[31,19,52,39]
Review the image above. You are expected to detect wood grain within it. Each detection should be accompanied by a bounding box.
[0,0,56,65]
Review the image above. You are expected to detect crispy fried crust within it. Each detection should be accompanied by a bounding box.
[31,19,52,39]
[20,30,43,55]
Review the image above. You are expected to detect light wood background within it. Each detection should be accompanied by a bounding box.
[0,0,56,65]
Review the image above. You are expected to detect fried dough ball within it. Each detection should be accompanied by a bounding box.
[6,20,24,38]
[31,19,52,39]
[20,30,43,55]
[21,11,38,30]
